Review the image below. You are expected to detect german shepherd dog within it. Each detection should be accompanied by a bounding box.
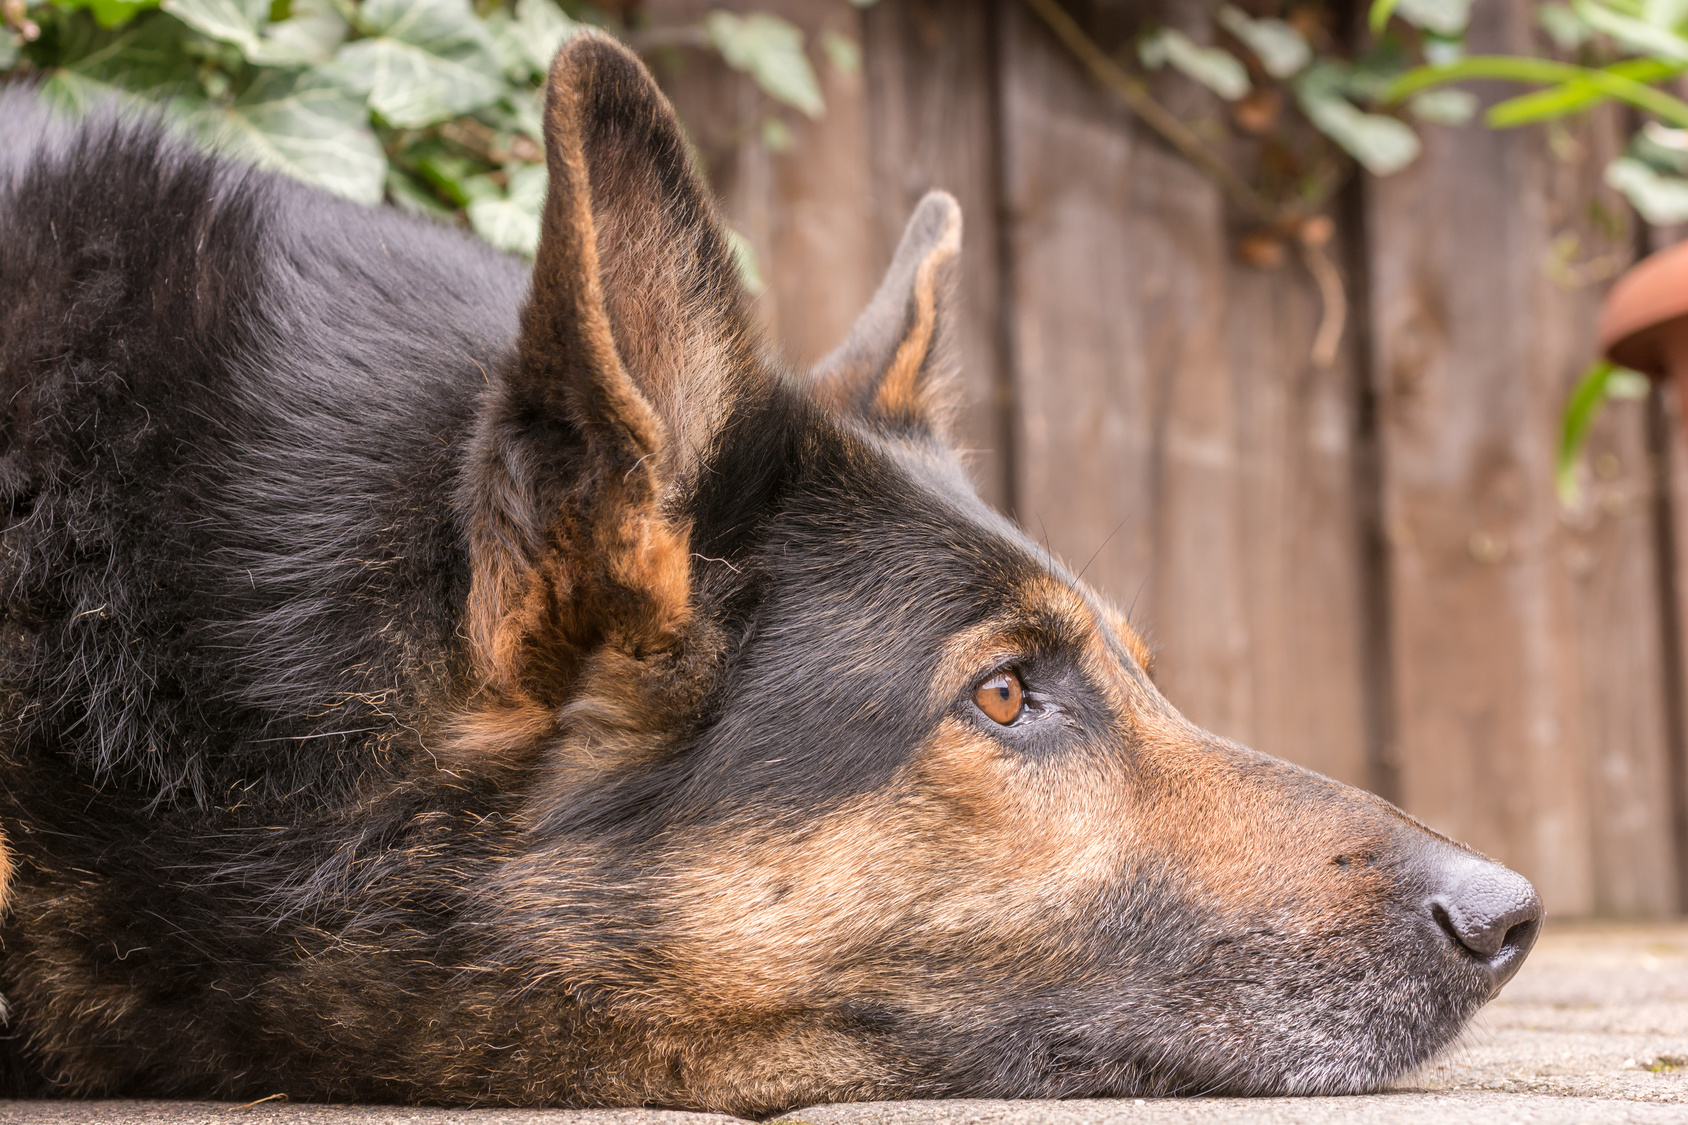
[0,33,1541,1114]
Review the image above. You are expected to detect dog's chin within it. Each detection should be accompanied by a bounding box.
[1035,960,1495,1100]
[1159,979,1488,1098]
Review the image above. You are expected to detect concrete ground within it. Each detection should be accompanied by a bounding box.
[2,922,1684,1124]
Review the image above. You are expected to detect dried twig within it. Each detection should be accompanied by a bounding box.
[1019,0,1279,224]
[1021,0,1348,367]
[1298,216,1346,368]
[437,119,541,165]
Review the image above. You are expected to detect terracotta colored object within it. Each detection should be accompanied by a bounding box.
[1599,238,1688,381]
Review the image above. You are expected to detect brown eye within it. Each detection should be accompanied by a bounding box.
[974,670,1024,725]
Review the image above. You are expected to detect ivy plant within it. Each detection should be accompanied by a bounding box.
[1031,0,1683,505]
[0,0,844,264]
[1380,0,1688,503]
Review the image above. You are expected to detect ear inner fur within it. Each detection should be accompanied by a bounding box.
[812,191,963,434]
[872,210,962,426]
[462,34,726,703]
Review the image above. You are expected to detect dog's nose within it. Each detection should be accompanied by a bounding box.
[1427,854,1542,991]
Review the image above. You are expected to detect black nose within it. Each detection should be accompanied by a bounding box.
[1428,855,1542,991]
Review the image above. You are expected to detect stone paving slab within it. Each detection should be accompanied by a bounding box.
[1,921,1683,1124]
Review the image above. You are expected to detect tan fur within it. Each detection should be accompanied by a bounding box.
[811,192,963,435]
[1100,602,1156,677]
[872,216,961,424]
[463,34,747,704]
[0,829,11,916]
[627,565,1394,1081]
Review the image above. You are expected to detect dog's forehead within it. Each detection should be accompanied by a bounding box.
[773,426,1152,679]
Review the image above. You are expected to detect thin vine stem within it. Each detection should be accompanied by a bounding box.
[1018,0,1283,224]
[1020,0,1346,366]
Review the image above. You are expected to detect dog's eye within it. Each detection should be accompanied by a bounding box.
[974,670,1024,725]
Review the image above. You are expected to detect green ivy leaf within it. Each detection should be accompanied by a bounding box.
[1422,35,1465,66]
[1606,154,1688,223]
[51,0,161,31]
[39,67,142,113]
[1481,61,1683,129]
[160,0,266,53]
[466,162,546,256]
[1538,2,1594,50]
[328,0,503,127]
[704,10,822,119]
[1635,121,1688,173]
[513,0,575,77]
[1140,28,1250,101]
[1573,0,1688,60]
[1556,360,1649,506]
[1217,6,1310,80]
[261,0,347,63]
[482,7,525,79]
[161,0,320,64]
[759,114,791,151]
[820,28,859,75]
[1298,65,1420,174]
[191,67,386,202]
[1486,83,1597,127]
[1409,87,1476,124]
[1368,0,1401,35]
[1387,56,1688,127]
[44,11,204,103]
[1644,0,1688,31]
[500,84,544,141]
[1395,0,1471,36]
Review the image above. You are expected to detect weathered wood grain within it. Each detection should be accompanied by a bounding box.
[1652,377,1688,914]
[645,0,880,370]
[860,0,1010,509]
[1365,0,1678,915]
[996,0,1371,787]
[643,0,1685,915]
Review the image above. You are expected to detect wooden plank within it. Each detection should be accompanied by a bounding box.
[1569,389,1678,915]
[996,0,1370,788]
[1366,0,1679,915]
[1224,250,1373,789]
[859,0,1010,509]
[649,0,1010,507]
[644,0,880,367]
[1652,371,1688,913]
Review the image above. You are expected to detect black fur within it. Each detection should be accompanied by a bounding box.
[0,48,1535,1115]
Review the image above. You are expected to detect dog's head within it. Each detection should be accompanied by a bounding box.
[450,33,1540,1115]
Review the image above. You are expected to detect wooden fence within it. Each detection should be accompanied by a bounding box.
[645,0,1687,918]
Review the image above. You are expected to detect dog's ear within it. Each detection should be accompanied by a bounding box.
[810,191,963,435]
[461,33,760,699]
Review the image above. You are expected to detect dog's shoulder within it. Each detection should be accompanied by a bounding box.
[0,91,531,802]
[0,87,527,409]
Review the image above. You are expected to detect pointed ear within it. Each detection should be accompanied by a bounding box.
[460,33,759,700]
[811,191,963,435]
[518,30,762,476]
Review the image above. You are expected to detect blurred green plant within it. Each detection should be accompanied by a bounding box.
[0,0,847,263]
[1376,0,1688,506]
[1028,0,1688,507]
[1557,359,1652,506]
[1030,0,1478,230]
